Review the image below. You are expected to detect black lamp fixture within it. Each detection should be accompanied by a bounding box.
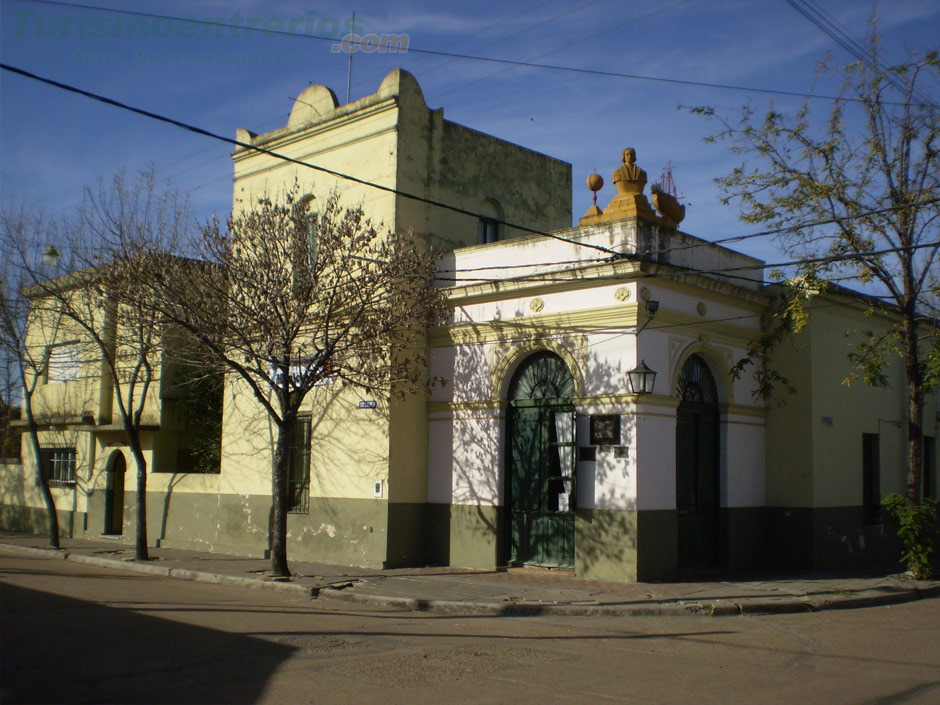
[628,359,657,395]
[43,245,59,268]
[636,298,660,333]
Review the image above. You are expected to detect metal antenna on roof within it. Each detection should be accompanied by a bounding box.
[345,11,356,104]
[659,161,680,199]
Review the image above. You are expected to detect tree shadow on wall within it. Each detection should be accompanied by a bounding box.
[439,312,646,576]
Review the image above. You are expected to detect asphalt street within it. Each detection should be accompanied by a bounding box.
[3,553,940,704]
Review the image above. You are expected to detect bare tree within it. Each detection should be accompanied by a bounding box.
[152,186,448,577]
[20,170,193,560]
[0,206,67,547]
[693,38,940,505]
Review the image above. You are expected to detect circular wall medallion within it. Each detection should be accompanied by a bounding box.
[529,297,545,313]
[614,287,631,302]
[697,302,707,316]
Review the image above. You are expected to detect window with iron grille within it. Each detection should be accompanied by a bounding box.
[862,433,880,525]
[42,446,77,487]
[925,436,936,501]
[288,416,311,513]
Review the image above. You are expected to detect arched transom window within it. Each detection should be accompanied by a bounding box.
[676,354,719,404]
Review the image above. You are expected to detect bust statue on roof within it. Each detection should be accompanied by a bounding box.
[600,146,656,222]
[612,147,647,195]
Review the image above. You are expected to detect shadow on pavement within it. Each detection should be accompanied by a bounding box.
[0,583,296,704]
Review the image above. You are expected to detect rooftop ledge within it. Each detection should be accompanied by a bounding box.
[437,215,765,293]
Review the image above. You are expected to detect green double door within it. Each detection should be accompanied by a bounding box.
[676,402,720,570]
[508,402,577,568]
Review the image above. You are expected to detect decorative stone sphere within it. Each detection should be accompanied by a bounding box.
[586,173,604,192]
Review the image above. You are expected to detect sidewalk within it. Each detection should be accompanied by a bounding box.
[2,532,938,617]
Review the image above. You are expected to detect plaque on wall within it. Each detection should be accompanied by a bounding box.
[590,415,621,445]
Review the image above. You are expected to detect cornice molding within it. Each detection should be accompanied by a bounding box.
[233,98,399,164]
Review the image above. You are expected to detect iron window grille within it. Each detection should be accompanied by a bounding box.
[288,416,311,513]
[862,433,881,525]
[924,436,936,501]
[42,445,77,487]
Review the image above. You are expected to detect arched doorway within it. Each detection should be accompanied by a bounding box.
[103,451,125,535]
[675,354,720,570]
[506,351,577,568]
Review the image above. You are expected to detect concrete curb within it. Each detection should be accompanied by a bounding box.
[4,543,938,616]
[317,583,940,618]
[0,544,316,597]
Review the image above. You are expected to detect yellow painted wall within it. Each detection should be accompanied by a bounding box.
[218,374,392,500]
[224,68,573,521]
[766,294,939,508]
[765,319,816,507]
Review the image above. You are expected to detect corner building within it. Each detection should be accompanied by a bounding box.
[3,69,937,580]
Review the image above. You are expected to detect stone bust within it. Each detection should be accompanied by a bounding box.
[612,147,647,195]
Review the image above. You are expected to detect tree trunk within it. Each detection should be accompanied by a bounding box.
[270,419,293,577]
[904,312,923,505]
[24,395,59,549]
[127,427,149,561]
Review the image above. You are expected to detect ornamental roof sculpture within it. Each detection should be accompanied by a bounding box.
[579,147,685,228]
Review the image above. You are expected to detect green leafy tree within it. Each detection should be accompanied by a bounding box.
[881,493,937,579]
[694,38,940,505]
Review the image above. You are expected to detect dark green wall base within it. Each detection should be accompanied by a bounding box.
[436,504,897,581]
[386,503,429,568]
[7,492,922,579]
[0,504,83,539]
[576,508,638,582]
[720,507,767,571]
[766,506,905,571]
[424,503,451,566]
[444,504,502,570]
[109,491,392,569]
[637,510,677,582]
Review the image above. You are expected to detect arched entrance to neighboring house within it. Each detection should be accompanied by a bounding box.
[506,351,577,568]
[103,451,125,535]
[675,354,721,571]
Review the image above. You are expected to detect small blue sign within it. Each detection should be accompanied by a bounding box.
[359,400,377,409]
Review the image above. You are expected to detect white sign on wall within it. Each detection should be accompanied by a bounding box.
[47,344,80,383]
[268,356,333,389]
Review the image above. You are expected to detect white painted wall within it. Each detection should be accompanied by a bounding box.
[430,218,770,518]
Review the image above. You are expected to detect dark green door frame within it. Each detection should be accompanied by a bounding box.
[675,354,721,571]
[505,351,577,569]
[103,451,125,536]
[507,402,576,567]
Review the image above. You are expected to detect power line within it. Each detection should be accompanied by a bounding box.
[429,0,623,101]
[434,240,940,287]
[0,62,620,259]
[782,0,936,108]
[436,202,940,281]
[414,0,603,91]
[8,60,936,287]
[648,198,940,258]
[12,0,919,106]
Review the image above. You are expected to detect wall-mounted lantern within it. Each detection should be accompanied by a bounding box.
[628,360,657,395]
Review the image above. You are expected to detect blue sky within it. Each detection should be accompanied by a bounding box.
[2,0,938,266]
